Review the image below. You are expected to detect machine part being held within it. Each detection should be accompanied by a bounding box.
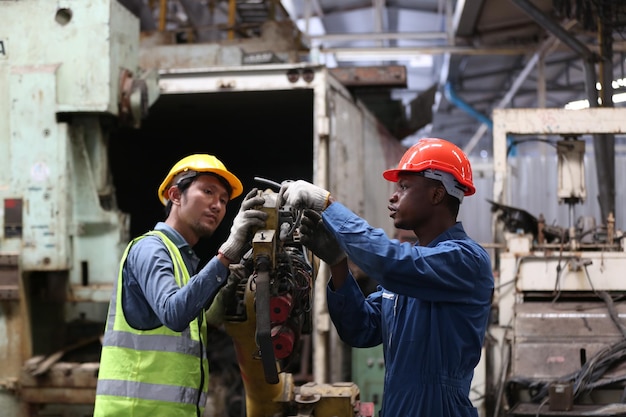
[221,179,372,417]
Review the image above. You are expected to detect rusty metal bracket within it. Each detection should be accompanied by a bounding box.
[0,377,19,393]
[0,254,19,300]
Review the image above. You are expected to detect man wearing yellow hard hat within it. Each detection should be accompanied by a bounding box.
[94,154,266,417]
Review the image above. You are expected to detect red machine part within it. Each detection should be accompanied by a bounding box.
[271,325,295,359]
[359,401,376,417]
[270,293,293,324]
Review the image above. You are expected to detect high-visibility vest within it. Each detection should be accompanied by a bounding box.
[94,231,209,417]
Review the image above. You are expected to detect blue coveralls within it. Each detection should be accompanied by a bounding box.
[323,202,494,417]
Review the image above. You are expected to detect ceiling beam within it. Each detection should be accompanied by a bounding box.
[453,0,487,37]
[463,19,578,154]
[307,31,448,43]
[320,45,534,57]
[329,65,407,87]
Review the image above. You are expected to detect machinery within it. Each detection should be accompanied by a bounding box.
[0,1,158,415]
[485,108,626,416]
[0,2,402,415]
[219,179,373,417]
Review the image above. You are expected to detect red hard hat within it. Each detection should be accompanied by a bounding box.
[383,138,476,196]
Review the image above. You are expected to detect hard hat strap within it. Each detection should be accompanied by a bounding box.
[172,171,233,200]
[421,169,466,203]
[172,170,199,187]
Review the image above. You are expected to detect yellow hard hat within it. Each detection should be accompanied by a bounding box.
[157,154,243,205]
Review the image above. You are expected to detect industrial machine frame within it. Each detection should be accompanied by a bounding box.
[0,2,403,416]
[487,108,626,417]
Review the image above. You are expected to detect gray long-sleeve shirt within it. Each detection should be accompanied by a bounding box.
[121,222,228,331]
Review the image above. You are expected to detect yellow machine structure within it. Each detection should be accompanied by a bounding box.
[220,183,372,417]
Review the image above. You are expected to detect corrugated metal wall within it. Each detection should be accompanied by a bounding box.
[459,155,626,246]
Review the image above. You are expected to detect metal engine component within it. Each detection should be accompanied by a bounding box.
[221,180,372,417]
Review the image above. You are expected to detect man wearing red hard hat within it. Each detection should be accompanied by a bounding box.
[282,138,494,417]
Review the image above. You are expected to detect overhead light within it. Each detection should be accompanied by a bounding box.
[566,78,626,109]
[614,92,626,103]
[613,78,626,89]
[595,78,626,90]
[564,99,590,110]
[564,92,626,110]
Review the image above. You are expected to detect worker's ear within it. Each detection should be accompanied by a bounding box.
[431,184,446,205]
[167,185,182,205]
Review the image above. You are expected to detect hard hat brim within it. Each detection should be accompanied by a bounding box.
[382,167,476,197]
[382,168,401,182]
[158,166,244,205]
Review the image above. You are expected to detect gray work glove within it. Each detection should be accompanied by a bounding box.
[299,209,346,266]
[281,180,330,211]
[206,264,247,327]
[219,188,268,263]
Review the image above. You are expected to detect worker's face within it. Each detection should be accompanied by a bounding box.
[388,172,441,230]
[177,175,229,239]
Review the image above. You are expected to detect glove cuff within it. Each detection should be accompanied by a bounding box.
[313,189,332,212]
[219,241,244,264]
[323,193,331,210]
[218,250,235,264]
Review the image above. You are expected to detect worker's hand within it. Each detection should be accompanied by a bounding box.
[281,180,330,211]
[299,209,346,266]
[206,265,247,327]
[219,188,268,263]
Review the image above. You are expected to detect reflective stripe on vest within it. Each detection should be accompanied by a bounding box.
[94,231,209,417]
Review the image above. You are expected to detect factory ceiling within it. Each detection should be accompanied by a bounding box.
[119,0,626,157]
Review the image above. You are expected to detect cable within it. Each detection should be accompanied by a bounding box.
[505,310,626,405]
[506,138,557,157]
[253,176,282,191]
[535,397,549,417]
[494,323,512,417]
[505,260,626,407]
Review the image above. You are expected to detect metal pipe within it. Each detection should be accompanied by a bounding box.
[228,0,236,40]
[158,0,167,31]
[303,0,311,38]
[444,82,493,129]
[445,0,454,45]
[313,76,330,384]
[595,12,616,222]
[324,45,533,58]
[313,262,329,383]
[311,31,448,43]
[373,0,385,48]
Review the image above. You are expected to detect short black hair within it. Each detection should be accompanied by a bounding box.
[163,172,233,218]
